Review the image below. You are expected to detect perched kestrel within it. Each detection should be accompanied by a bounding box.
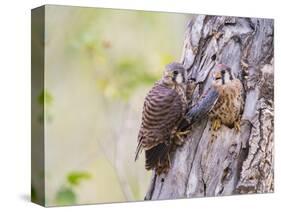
[135,62,195,175]
[179,64,244,133]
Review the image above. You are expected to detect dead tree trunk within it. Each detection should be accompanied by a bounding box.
[145,15,274,200]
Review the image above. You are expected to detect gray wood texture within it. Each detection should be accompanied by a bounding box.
[145,15,274,200]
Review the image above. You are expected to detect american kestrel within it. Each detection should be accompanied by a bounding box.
[135,62,195,175]
[179,64,244,133]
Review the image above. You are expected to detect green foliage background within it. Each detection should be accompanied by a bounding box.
[33,5,190,206]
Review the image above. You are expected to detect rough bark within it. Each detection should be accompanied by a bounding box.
[145,15,274,200]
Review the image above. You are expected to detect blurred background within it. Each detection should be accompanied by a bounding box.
[34,5,191,206]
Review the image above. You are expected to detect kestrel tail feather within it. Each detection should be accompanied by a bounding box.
[135,136,143,161]
[145,143,170,170]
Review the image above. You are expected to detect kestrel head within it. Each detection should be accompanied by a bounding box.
[163,62,186,86]
[212,64,234,85]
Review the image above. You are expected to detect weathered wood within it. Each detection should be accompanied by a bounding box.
[145,15,274,200]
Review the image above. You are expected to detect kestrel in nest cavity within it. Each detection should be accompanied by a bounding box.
[135,62,195,175]
[179,64,244,134]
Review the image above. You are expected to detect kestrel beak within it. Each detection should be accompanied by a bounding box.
[213,71,222,80]
[165,72,173,78]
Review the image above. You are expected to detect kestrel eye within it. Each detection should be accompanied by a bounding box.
[173,70,179,75]
[221,69,226,74]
